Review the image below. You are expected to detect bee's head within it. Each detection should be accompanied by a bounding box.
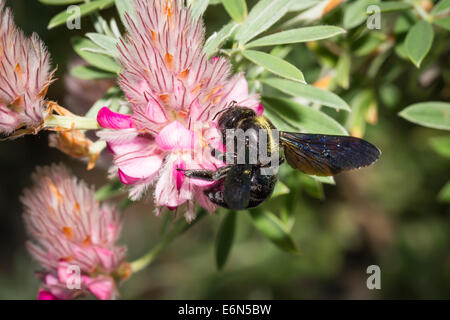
[215,105,256,130]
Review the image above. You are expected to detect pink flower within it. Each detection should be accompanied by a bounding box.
[0,1,54,135]
[97,0,260,221]
[21,164,129,300]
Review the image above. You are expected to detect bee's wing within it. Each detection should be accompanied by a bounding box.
[224,164,253,210]
[280,132,381,176]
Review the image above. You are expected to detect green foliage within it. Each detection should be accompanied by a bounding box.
[245,26,345,48]
[249,208,299,254]
[405,21,434,67]
[399,102,450,131]
[221,0,247,22]
[47,0,114,29]
[242,50,305,83]
[263,78,351,111]
[235,0,294,44]
[215,211,237,270]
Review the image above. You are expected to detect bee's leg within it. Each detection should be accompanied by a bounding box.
[180,165,232,181]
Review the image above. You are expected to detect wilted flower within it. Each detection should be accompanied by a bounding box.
[48,105,101,170]
[97,0,261,221]
[0,0,54,136]
[21,164,128,300]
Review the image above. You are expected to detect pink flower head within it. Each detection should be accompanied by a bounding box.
[21,164,128,300]
[97,0,260,221]
[0,0,54,136]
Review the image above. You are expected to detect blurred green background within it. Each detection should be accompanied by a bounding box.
[0,0,449,299]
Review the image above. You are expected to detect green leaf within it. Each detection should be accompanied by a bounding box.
[438,180,450,202]
[204,22,238,58]
[262,78,351,111]
[242,50,305,83]
[429,136,450,158]
[405,20,434,68]
[39,0,84,5]
[271,181,290,198]
[72,37,121,73]
[235,0,294,44]
[336,53,350,89]
[222,0,247,22]
[115,0,135,27]
[249,208,299,254]
[343,0,379,29]
[346,90,376,137]
[375,1,412,13]
[289,0,319,12]
[86,33,119,57]
[95,180,124,201]
[70,65,116,80]
[433,17,450,31]
[245,26,345,48]
[189,0,210,20]
[262,97,348,135]
[399,102,450,131]
[48,0,114,29]
[215,211,237,270]
[300,174,324,200]
[431,0,450,15]
[313,176,335,185]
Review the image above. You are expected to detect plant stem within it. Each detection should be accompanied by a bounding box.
[130,209,207,273]
[44,115,100,130]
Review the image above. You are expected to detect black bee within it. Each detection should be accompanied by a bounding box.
[180,106,381,210]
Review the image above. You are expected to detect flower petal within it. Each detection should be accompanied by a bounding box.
[107,136,152,155]
[256,103,264,116]
[145,99,168,123]
[85,276,116,300]
[97,107,133,129]
[117,154,162,183]
[38,289,58,300]
[155,120,196,151]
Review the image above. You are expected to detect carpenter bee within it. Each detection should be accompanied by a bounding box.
[180,105,381,210]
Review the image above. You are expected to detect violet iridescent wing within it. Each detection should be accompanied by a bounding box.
[280,132,381,176]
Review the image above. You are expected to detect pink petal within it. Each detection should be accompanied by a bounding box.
[189,99,203,120]
[97,107,133,129]
[204,125,224,151]
[145,99,168,123]
[57,262,71,283]
[38,289,58,300]
[227,75,249,103]
[85,277,116,300]
[256,103,264,116]
[117,153,162,184]
[173,161,186,191]
[94,247,114,271]
[118,168,144,185]
[107,136,152,155]
[155,121,196,151]
[195,189,218,213]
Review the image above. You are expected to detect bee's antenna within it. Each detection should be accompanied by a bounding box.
[213,100,237,121]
